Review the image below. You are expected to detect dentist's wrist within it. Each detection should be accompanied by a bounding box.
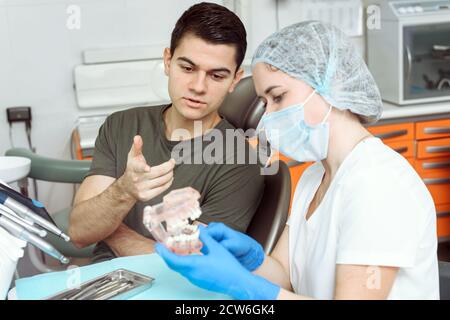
[230,272,280,300]
[239,243,265,272]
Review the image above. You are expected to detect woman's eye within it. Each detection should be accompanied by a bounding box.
[273,94,284,103]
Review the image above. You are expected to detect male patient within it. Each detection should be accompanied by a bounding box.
[68,2,264,261]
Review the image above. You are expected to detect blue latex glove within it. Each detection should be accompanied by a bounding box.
[205,222,265,272]
[155,225,280,300]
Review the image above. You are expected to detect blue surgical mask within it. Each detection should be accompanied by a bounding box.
[257,90,332,163]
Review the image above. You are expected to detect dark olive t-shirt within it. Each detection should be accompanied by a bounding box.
[87,105,264,258]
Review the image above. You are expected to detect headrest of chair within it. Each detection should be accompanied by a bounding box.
[219,76,266,131]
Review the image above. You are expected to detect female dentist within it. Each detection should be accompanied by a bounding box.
[156,21,440,300]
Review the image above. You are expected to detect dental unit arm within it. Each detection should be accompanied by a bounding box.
[143,187,203,255]
[0,182,70,300]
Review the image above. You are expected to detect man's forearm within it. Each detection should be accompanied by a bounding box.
[104,223,156,257]
[69,180,136,248]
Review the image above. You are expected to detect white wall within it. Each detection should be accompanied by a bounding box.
[0,0,221,212]
[0,0,367,213]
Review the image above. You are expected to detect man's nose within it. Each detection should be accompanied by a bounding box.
[189,72,207,94]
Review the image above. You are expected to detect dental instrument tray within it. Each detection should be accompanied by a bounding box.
[43,269,154,300]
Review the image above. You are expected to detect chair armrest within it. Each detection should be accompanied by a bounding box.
[45,207,95,258]
[439,260,450,300]
[5,148,91,184]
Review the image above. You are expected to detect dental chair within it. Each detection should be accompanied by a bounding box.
[5,76,290,271]
[440,260,450,300]
[4,148,95,273]
[220,76,291,254]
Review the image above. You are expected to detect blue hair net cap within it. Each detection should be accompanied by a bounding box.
[252,21,383,124]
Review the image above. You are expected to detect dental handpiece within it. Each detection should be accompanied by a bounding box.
[0,215,69,264]
[0,192,70,242]
[0,206,47,237]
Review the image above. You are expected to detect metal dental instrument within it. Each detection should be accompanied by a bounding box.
[0,206,47,237]
[91,280,123,296]
[44,269,154,300]
[0,215,69,264]
[93,282,133,300]
[67,277,111,300]
[69,279,123,300]
[0,190,70,242]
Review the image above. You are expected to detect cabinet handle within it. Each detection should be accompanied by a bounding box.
[425,146,450,153]
[393,147,408,154]
[424,127,450,135]
[437,210,450,217]
[286,160,304,167]
[375,129,407,140]
[423,161,450,169]
[423,177,450,185]
[405,45,412,82]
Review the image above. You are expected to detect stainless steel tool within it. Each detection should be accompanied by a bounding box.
[44,269,154,300]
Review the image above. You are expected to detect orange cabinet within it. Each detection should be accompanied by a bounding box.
[367,122,415,142]
[415,157,450,176]
[417,137,450,159]
[415,158,450,206]
[416,119,450,141]
[252,116,450,239]
[406,157,415,168]
[71,130,93,161]
[422,173,450,206]
[278,153,312,211]
[287,162,312,208]
[370,119,450,240]
[385,140,415,158]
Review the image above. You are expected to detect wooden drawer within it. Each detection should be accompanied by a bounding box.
[385,140,414,158]
[367,122,414,142]
[422,172,450,205]
[416,118,450,141]
[415,157,450,176]
[436,204,450,239]
[417,137,450,159]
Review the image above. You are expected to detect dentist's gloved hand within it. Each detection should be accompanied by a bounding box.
[205,223,265,272]
[155,225,280,300]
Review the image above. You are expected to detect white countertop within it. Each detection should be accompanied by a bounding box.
[381,101,450,120]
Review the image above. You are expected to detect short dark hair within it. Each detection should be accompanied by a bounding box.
[170,2,247,71]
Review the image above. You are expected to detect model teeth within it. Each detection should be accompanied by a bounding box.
[143,190,203,255]
[183,224,197,233]
[167,231,199,243]
[190,208,201,220]
[166,236,175,247]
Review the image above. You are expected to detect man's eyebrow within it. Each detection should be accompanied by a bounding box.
[209,67,231,75]
[177,57,196,66]
[177,56,231,75]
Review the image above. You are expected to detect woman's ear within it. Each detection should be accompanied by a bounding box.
[228,68,245,93]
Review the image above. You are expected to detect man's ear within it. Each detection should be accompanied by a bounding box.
[228,67,245,93]
[163,47,172,76]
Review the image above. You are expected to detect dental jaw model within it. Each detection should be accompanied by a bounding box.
[143,187,202,255]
